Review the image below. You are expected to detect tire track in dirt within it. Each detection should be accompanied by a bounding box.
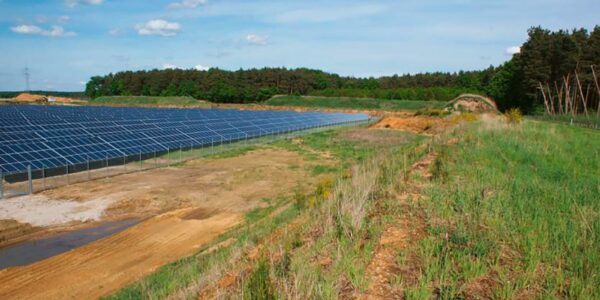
[357,153,436,299]
[0,208,242,300]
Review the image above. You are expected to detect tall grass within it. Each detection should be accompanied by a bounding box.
[265,96,447,111]
[405,120,600,298]
[89,96,207,107]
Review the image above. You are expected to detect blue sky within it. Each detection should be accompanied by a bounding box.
[0,0,598,91]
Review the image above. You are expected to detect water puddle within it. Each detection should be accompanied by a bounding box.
[0,219,139,269]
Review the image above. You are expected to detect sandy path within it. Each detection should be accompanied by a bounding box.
[0,207,242,300]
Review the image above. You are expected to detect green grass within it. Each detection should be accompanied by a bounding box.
[104,124,422,299]
[104,198,300,300]
[530,114,600,129]
[265,95,447,111]
[89,96,208,107]
[405,120,600,298]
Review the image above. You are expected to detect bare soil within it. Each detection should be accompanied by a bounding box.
[0,208,241,300]
[370,116,450,134]
[0,147,324,299]
[357,153,436,299]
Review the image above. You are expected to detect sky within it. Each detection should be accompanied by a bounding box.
[0,0,598,91]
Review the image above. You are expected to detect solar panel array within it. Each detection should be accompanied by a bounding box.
[0,105,369,175]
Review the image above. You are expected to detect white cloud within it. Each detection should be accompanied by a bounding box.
[79,81,87,85]
[10,25,76,37]
[194,65,209,71]
[65,0,103,8]
[168,0,207,9]
[136,19,181,37]
[505,46,521,55]
[246,34,268,46]
[58,16,71,23]
[11,25,43,35]
[162,63,178,69]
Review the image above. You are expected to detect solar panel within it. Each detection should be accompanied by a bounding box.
[0,104,369,175]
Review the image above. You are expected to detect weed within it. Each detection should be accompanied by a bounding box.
[243,258,276,300]
[505,108,523,124]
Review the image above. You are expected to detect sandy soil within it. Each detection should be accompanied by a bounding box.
[0,148,315,242]
[0,148,324,299]
[370,116,450,134]
[0,208,242,300]
[0,195,113,227]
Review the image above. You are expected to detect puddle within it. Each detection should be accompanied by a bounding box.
[0,219,139,270]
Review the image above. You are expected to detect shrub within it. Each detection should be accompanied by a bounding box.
[505,108,523,124]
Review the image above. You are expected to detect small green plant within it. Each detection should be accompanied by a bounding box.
[293,185,308,209]
[505,108,523,124]
[431,146,449,182]
[244,258,276,300]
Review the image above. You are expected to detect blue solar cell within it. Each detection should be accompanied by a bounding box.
[0,104,369,174]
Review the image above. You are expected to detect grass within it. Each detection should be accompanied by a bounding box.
[104,124,422,299]
[88,96,209,107]
[530,113,600,129]
[104,116,600,299]
[400,120,600,298]
[265,95,447,111]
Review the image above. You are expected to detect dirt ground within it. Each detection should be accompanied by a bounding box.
[0,147,327,299]
[370,116,450,134]
[0,208,241,299]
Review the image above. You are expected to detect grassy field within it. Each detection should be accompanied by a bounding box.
[265,95,447,111]
[530,114,600,129]
[104,117,599,299]
[402,120,600,298]
[104,125,420,299]
[88,96,209,107]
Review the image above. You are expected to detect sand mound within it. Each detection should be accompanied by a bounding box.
[14,93,47,102]
[447,94,498,113]
[370,116,450,134]
[11,93,86,104]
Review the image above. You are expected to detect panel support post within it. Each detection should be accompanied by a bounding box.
[140,152,143,170]
[168,149,171,167]
[42,168,46,191]
[66,164,70,185]
[28,165,33,195]
[179,145,182,162]
[87,159,91,180]
[0,170,4,199]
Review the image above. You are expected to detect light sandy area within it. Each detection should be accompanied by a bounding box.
[0,195,113,227]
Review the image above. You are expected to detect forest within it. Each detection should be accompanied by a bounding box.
[85,26,600,113]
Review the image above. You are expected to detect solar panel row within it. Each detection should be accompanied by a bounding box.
[0,105,369,174]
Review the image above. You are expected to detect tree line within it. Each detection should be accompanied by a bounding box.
[488,26,600,113]
[85,68,492,103]
[85,26,600,113]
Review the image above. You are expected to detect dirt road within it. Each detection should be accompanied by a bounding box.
[0,208,241,299]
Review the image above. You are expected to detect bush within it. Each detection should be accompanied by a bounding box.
[505,108,523,124]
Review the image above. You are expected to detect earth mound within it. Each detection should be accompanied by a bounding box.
[447,94,498,113]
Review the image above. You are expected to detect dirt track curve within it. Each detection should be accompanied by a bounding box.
[0,208,241,300]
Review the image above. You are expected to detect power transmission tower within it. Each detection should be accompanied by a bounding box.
[23,67,30,92]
